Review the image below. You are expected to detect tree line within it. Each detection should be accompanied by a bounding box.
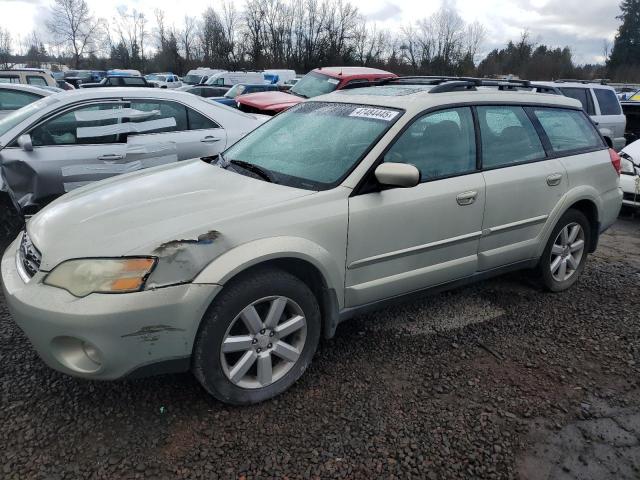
[0,0,634,82]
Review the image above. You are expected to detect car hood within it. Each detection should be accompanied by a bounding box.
[27,159,314,271]
[237,91,302,111]
[621,139,640,161]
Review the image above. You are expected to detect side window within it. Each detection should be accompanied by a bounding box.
[477,106,545,168]
[30,103,124,146]
[533,108,604,153]
[122,77,146,86]
[559,87,595,115]
[128,100,188,134]
[0,75,20,84]
[0,90,40,110]
[214,78,225,86]
[26,76,47,86]
[383,107,476,180]
[593,89,622,115]
[107,78,119,86]
[187,107,220,130]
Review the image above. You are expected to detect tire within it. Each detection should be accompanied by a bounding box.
[192,267,321,405]
[0,194,24,250]
[539,209,591,292]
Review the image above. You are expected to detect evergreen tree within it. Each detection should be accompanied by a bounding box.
[609,0,640,71]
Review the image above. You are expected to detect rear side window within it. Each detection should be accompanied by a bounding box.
[0,75,20,84]
[26,76,47,86]
[0,89,40,110]
[128,100,188,133]
[533,108,603,153]
[187,108,220,130]
[384,107,476,180]
[477,106,545,168]
[558,88,594,115]
[593,89,622,115]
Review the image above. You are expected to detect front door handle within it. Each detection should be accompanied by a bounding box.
[546,173,563,186]
[200,136,221,143]
[97,154,125,161]
[456,191,478,206]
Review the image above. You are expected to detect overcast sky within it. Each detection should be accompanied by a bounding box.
[0,0,621,64]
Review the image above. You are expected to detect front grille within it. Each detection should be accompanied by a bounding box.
[623,192,640,203]
[19,232,42,278]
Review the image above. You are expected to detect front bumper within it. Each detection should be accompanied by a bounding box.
[1,235,221,380]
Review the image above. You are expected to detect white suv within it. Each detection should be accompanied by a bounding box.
[1,78,623,404]
[536,80,626,150]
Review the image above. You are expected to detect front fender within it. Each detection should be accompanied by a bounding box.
[192,236,345,308]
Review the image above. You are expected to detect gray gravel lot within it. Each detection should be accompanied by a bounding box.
[0,213,639,479]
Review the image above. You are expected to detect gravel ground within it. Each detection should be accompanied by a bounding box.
[0,212,639,479]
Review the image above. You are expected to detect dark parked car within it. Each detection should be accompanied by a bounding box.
[80,76,153,88]
[213,83,279,107]
[179,85,230,98]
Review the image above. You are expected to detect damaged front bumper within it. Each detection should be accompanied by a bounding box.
[1,236,221,380]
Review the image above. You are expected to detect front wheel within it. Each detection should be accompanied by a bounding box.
[539,209,591,292]
[192,268,321,405]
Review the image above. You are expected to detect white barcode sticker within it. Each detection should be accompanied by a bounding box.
[327,78,340,85]
[349,107,399,121]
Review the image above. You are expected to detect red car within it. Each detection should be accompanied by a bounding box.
[236,66,397,115]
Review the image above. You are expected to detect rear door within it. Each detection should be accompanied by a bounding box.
[591,88,626,150]
[477,105,568,270]
[126,98,227,159]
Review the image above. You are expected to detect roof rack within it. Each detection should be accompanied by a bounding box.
[554,78,609,85]
[375,76,562,94]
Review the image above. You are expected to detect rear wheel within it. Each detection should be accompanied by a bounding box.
[539,209,591,292]
[193,268,320,405]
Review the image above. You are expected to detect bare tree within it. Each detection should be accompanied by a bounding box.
[46,0,103,68]
[180,16,198,62]
[0,28,13,69]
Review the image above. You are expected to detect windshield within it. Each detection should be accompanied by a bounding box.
[146,75,166,81]
[224,84,246,99]
[223,102,402,190]
[0,95,60,139]
[290,72,340,98]
[183,75,202,84]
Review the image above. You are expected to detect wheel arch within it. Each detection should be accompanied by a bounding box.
[566,198,599,252]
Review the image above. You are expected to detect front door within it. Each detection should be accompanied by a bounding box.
[345,107,485,307]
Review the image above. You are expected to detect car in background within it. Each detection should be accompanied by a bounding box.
[0,88,268,214]
[56,79,75,90]
[619,140,640,209]
[236,66,397,115]
[214,83,279,107]
[63,70,106,88]
[535,80,626,150]
[0,69,57,88]
[145,73,182,89]
[263,69,297,85]
[80,76,153,88]
[204,71,264,88]
[0,84,55,119]
[183,68,225,86]
[0,78,622,405]
[178,85,230,98]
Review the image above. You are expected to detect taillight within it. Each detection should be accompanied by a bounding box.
[609,148,621,176]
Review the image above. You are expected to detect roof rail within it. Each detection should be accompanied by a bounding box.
[554,78,609,85]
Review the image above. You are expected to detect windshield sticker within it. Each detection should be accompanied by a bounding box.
[327,78,339,85]
[349,107,399,121]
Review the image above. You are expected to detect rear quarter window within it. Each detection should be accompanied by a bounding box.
[533,108,604,153]
[559,87,594,115]
[593,89,622,115]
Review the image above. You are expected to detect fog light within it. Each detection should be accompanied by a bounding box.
[82,341,102,365]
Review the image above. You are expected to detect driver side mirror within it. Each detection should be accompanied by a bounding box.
[17,134,33,152]
[374,163,420,188]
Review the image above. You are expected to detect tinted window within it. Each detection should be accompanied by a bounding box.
[384,107,476,180]
[26,76,47,86]
[533,108,603,153]
[0,75,20,84]
[128,100,188,134]
[122,77,146,86]
[593,89,622,115]
[559,87,594,115]
[478,106,545,168]
[187,108,220,130]
[0,89,41,110]
[31,103,123,146]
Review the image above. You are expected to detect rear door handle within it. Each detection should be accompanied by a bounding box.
[200,136,221,143]
[456,191,478,206]
[546,173,563,186]
[97,154,125,161]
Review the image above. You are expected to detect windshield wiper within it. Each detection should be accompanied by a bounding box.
[229,159,274,183]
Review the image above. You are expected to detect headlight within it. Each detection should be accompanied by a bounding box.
[621,156,636,175]
[44,258,156,297]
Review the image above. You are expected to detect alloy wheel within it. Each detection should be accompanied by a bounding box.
[550,222,585,282]
[220,296,307,389]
